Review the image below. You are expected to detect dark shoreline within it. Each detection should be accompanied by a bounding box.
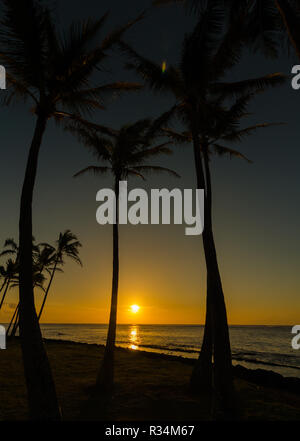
[26,336,300,396]
[3,336,300,420]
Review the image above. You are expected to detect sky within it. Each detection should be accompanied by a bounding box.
[0,0,299,325]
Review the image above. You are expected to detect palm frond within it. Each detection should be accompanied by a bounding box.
[213,143,252,162]
[130,142,173,163]
[221,122,285,143]
[162,128,192,144]
[276,0,300,59]
[100,12,145,51]
[74,165,111,178]
[0,0,49,91]
[212,73,286,96]
[132,165,180,178]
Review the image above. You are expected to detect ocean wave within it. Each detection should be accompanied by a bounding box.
[232,355,300,371]
[130,343,199,354]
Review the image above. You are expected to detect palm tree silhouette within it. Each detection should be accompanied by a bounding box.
[119,4,285,417]
[8,268,46,338]
[38,230,82,322]
[70,117,179,393]
[2,239,50,335]
[163,105,283,392]
[0,239,19,310]
[0,259,19,310]
[0,0,142,419]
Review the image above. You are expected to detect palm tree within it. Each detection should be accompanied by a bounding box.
[0,239,19,310]
[8,269,46,337]
[38,230,82,322]
[0,267,6,295]
[70,117,179,393]
[0,259,19,310]
[0,0,142,419]
[163,107,283,392]
[119,4,286,417]
[9,241,56,335]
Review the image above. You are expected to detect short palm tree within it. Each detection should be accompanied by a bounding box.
[0,239,19,310]
[70,117,179,393]
[119,4,285,417]
[8,268,46,337]
[38,230,82,321]
[0,0,142,419]
[9,241,57,334]
[0,258,19,310]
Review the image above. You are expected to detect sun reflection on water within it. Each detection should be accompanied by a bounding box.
[129,325,139,350]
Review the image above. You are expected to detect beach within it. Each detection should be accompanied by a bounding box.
[1,337,300,421]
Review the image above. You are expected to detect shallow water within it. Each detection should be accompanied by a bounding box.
[36,324,300,378]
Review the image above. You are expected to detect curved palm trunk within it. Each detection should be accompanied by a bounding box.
[0,278,10,310]
[38,258,58,322]
[11,306,20,338]
[190,130,213,395]
[0,278,7,295]
[190,286,213,394]
[7,302,19,336]
[201,142,236,419]
[190,129,236,418]
[275,0,300,59]
[18,113,61,420]
[96,176,120,393]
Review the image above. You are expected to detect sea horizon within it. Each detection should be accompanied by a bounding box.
[6,323,296,380]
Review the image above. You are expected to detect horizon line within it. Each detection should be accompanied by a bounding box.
[33,323,295,327]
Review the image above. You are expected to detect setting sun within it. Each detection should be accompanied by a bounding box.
[130,304,140,314]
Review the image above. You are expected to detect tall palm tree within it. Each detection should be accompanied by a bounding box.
[0,0,142,419]
[163,105,283,394]
[119,4,286,417]
[70,117,179,393]
[38,230,82,321]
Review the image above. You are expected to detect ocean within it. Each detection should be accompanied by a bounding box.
[37,324,300,379]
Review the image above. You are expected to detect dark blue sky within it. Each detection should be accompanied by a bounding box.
[0,1,299,324]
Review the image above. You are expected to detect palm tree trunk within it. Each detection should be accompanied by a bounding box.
[190,129,213,396]
[96,175,120,393]
[0,278,10,310]
[275,0,300,59]
[201,142,236,419]
[190,286,213,394]
[38,258,58,322]
[0,278,7,294]
[10,306,20,338]
[7,302,19,336]
[18,113,61,420]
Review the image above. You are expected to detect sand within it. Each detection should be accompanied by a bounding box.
[1,337,300,421]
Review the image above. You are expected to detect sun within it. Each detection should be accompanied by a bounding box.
[130,304,140,314]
